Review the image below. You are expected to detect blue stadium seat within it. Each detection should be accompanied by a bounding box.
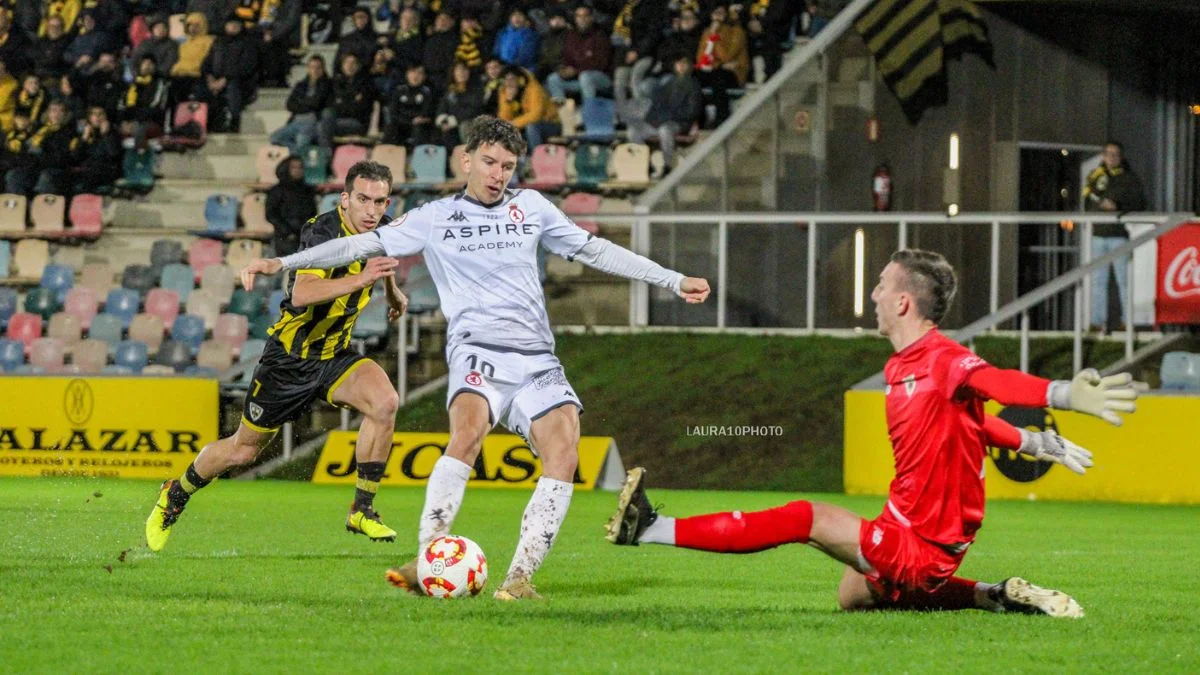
[204,195,239,234]
[102,364,134,375]
[404,264,439,314]
[104,288,140,328]
[118,148,156,192]
[150,239,184,276]
[121,264,156,295]
[0,240,11,277]
[171,314,206,354]
[114,340,149,373]
[0,338,24,372]
[89,313,124,354]
[1160,351,1200,391]
[0,287,17,328]
[23,287,61,321]
[352,296,388,338]
[156,339,192,372]
[239,338,266,363]
[40,264,75,304]
[160,263,195,303]
[318,192,340,214]
[578,98,616,143]
[410,145,448,184]
[268,289,285,315]
[302,145,332,186]
[184,365,220,378]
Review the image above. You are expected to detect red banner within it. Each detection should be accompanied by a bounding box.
[1157,222,1200,324]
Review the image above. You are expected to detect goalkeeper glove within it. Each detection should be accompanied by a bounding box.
[1047,368,1145,427]
[1017,428,1094,475]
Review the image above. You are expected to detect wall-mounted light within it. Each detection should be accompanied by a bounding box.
[949,133,960,170]
[854,228,865,318]
[948,203,960,216]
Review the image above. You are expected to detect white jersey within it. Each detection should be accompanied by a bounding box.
[374,189,592,354]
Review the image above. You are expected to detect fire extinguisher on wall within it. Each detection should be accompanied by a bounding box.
[873,163,892,212]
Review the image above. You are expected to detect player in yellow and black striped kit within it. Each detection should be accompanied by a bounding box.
[146,162,409,551]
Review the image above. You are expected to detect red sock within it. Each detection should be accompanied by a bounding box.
[886,576,979,611]
[675,501,813,553]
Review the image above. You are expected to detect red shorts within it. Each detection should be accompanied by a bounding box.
[858,508,966,602]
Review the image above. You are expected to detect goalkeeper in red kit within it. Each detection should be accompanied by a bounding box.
[607,249,1144,617]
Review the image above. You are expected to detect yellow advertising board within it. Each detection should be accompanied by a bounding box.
[312,432,625,490]
[0,377,219,479]
[845,390,1200,504]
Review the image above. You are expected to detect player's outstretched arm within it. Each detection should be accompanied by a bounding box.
[239,233,388,290]
[966,366,1146,427]
[572,237,710,303]
[982,415,1094,475]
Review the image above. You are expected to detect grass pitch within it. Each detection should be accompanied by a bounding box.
[1,477,1195,673]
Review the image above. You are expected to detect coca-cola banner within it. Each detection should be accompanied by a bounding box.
[1156,221,1200,325]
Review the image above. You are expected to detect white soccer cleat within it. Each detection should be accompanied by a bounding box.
[990,577,1084,618]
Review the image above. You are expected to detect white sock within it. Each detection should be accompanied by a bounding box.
[975,581,1002,612]
[638,515,676,545]
[504,477,573,584]
[417,456,473,548]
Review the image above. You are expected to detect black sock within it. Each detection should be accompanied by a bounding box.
[353,461,387,512]
[169,464,213,506]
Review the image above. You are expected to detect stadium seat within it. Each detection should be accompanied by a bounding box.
[189,239,224,280]
[256,145,290,185]
[302,145,332,186]
[267,289,285,314]
[129,313,166,354]
[144,288,181,327]
[240,193,272,234]
[156,339,192,372]
[196,340,234,372]
[213,313,249,351]
[29,337,65,370]
[150,239,184,277]
[225,239,262,274]
[226,288,263,317]
[1161,351,1200,391]
[610,143,651,185]
[561,192,602,234]
[352,296,388,338]
[578,98,616,143]
[404,192,434,213]
[574,146,610,187]
[40,264,74,303]
[24,288,60,321]
[318,192,340,214]
[0,338,24,371]
[160,263,195,303]
[204,195,239,235]
[68,194,104,237]
[0,240,9,277]
[165,101,208,148]
[529,144,569,190]
[250,313,275,340]
[171,312,207,353]
[6,312,43,351]
[327,145,370,190]
[370,144,407,187]
[240,338,266,363]
[200,264,235,306]
[185,290,221,332]
[557,98,580,136]
[104,288,140,328]
[0,287,16,327]
[47,312,82,347]
[0,194,26,233]
[121,264,156,295]
[30,194,66,234]
[63,287,99,330]
[102,364,133,375]
[117,148,156,192]
[142,364,176,376]
[404,264,439,314]
[73,339,108,374]
[13,240,49,280]
[79,262,114,296]
[114,340,149,373]
[88,313,123,354]
[410,145,448,185]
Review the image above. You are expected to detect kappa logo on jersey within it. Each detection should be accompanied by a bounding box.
[448,210,468,222]
[465,371,483,386]
[958,355,986,371]
[508,203,525,224]
[248,402,264,421]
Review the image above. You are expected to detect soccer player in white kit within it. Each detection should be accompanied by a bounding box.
[241,116,711,599]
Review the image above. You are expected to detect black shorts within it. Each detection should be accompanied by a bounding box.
[241,339,371,432]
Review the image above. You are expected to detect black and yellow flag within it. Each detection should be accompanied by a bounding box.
[855,0,994,124]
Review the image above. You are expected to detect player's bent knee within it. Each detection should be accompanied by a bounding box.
[228,442,263,466]
[368,388,400,421]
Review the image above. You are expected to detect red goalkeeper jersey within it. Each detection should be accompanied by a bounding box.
[882,329,992,549]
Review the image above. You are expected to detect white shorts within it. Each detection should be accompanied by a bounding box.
[445,343,583,446]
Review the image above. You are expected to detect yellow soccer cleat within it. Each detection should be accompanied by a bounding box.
[145,480,185,553]
[385,557,424,595]
[346,507,397,542]
[493,578,542,601]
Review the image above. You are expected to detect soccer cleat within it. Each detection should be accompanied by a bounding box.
[604,467,658,545]
[989,577,1084,618]
[385,557,423,595]
[145,480,185,553]
[493,578,542,601]
[346,507,398,542]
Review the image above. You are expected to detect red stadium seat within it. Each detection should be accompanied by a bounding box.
[323,145,369,192]
[188,239,223,281]
[213,313,249,352]
[63,286,100,330]
[144,288,181,328]
[29,337,66,370]
[68,194,104,237]
[164,101,208,149]
[528,144,569,190]
[5,312,43,352]
[561,192,602,235]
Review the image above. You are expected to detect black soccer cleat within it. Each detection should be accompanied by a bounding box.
[988,577,1084,618]
[604,467,659,546]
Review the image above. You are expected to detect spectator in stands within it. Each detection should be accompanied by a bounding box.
[231,0,266,29]
[80,52,124,120]
[546,4,612,105]
[1084,140,1148,332]
[655,9,702,79]
[336,7,379,74]
[386,63,436,146]
[535,8,568,81]
[746,0,789,82]
[805,0,843,38]
[627,54,700,174]
[454,16,489,73]
[494,8,539,71]
[2,113,37,191]
[39,1,82,37]
[14,76,47,125]
[7,100,74,195]
[119,55,169,149]
[169,12,215,106]
[0,58,15,132]
[481,56,505,114]
[322,53,373,140]
[424,12,460,96]
[385,7,424,73]
[189,0,238,32]
[30,15,71,80]
[86,0,132,43]
[436,60,486,149]
[131,16,180,78]
[266,156,315,258]
[68,105,122,194]
[259,0,303,87]
[695,4,747,128]
[612,0,667,114]
[0,8,30,77]
[50,71,85,121]
[63,12,119,72]
[270,55,332,154]
[200,17,260,133]
[497,67,558,151]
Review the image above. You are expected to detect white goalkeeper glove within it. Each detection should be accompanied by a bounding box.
[1017,428,1095,475]
[1047,368,1145,427]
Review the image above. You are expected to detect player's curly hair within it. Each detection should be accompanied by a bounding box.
[344,160,393,194]
[465,115,527,157]
[891,249,957,323]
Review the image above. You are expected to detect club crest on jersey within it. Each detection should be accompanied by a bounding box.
[448,210,468,222]
[248,403,264,421]
[902,375,917,397]
[508,203,525,224]
[465,371,483,386]
[871,527,883,546]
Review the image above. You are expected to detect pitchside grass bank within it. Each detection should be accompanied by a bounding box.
[1,478,1195,672]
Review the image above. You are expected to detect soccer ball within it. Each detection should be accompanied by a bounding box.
[417,535,488,598]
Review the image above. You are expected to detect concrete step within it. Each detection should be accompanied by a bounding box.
[239,108,291,135]
[158,152,258,181]
[149,179,253,202]
[246,88,289,112]
[111,198,215,228]
[203,133,272,155]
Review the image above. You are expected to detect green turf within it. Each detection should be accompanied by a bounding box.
[2,477,1195,672]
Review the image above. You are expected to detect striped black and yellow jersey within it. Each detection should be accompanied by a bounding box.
[269,207,373,360]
